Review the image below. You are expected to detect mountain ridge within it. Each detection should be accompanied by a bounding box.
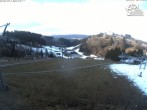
[52,34,89,39]
[79,33,147,57]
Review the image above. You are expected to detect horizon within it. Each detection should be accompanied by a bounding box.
[2,30,147,43]
[0,0,147,41]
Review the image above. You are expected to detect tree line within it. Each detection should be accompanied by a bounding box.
[0,31,81,57]
[105,48,144,61]
[5,31,46,47]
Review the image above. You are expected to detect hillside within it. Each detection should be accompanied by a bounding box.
[53,34,89,39]
[0,31,83,57]
[43,36,81,47]
[1,59,147,110]
[79,33,147,57]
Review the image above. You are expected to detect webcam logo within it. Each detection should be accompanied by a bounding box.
[126,4,144,16]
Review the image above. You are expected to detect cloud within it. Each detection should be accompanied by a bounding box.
[0,0,147,41]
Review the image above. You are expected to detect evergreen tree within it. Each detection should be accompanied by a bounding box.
[105,48,122,61]
[122,37,126,50]
[45,49,49,57]
[110,37,114,46]
[40,49,43,58]
[136,49,143,56]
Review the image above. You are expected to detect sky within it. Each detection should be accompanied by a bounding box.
[0,0,147,41]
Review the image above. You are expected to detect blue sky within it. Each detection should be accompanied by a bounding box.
[141,3,147,10]
[0,0,147,41]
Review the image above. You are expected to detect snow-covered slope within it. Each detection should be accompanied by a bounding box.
[66,44,81,50]
[66,44,105,60]
[110,64,147,95]
[19,44,105,60]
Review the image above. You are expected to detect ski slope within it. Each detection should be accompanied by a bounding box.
[18,44,105,60]
[110,64,147,95]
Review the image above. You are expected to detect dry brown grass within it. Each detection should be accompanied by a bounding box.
[0,58,147,110]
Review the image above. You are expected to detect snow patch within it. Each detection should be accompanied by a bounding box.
[110,64,147,95]
[19,44,105,60]
[66,44,81,50]
[74,48,88,59]
[90,54,97,58]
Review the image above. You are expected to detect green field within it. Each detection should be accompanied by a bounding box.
[0,58,147,110]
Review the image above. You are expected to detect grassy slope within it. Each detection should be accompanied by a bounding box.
[0,59,147,110]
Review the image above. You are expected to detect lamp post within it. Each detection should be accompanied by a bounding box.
[58,44,66,68]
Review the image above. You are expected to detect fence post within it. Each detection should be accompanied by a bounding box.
[0,68,6,90]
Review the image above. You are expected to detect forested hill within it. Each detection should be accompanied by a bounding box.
[0,31,82,57]
[53,34,88,39]
[79,33,147,57]
[43,36,81,47]
[5,31,46,47]
[4,31,81,47]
